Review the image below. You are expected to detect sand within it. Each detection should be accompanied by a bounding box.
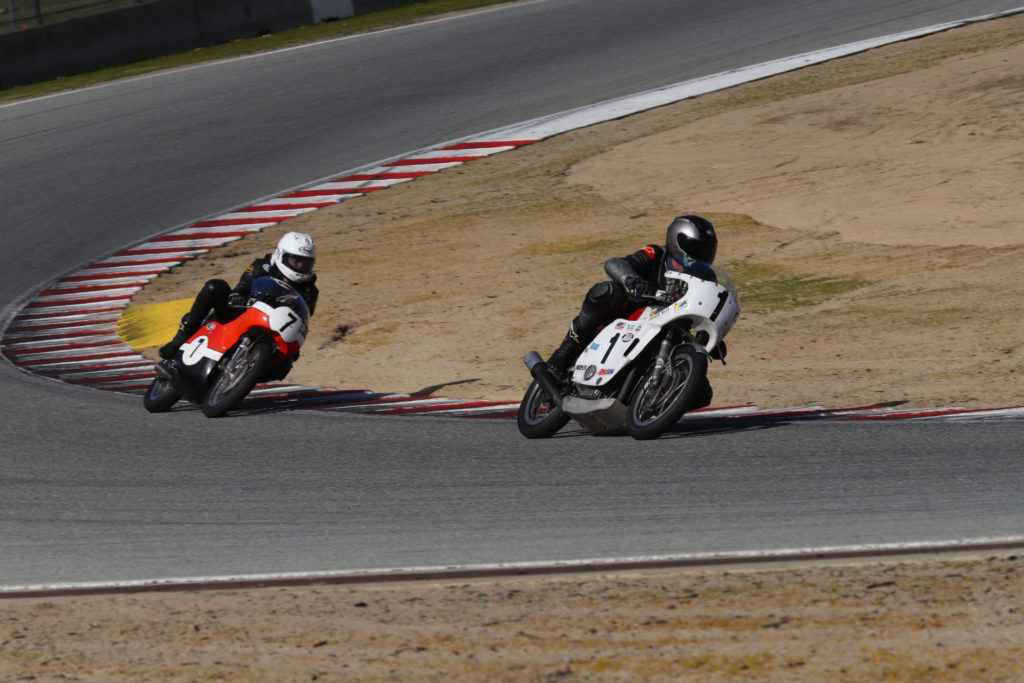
[130,11,1024,413]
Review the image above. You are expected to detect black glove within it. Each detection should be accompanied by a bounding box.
[227,292,246,308]
[623,275,656,302]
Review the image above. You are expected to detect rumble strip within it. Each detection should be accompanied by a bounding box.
[4,7,1023,421]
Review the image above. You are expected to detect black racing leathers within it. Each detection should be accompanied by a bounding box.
[545,244,718,408]
[159,254,319,362]
[577,244,714,343]
[231,254,319,315]
[184,255,318,326]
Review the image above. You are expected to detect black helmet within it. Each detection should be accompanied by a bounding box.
[666,215,717,264]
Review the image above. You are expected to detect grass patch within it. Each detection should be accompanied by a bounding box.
[517,235,637,258]
[725,262,867,312]
[0,0,516,102]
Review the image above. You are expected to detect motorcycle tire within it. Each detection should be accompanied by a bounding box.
[143,375,181,413]
[517,378,570,439]
[201,341,273,418]
[626,345,707,440]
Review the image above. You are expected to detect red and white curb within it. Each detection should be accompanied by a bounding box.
[0,139,542,417]
[4,6,1023,421]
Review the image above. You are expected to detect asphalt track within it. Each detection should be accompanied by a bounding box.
[2,0,1024,590]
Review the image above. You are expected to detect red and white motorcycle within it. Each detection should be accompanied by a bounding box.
[143,276,309,417]
[519,264,740,440]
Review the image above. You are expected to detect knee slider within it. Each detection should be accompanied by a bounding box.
[585,281,616,308]
[202,279,230,298]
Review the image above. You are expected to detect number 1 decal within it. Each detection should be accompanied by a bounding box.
[601,334,620,364]
[710,290,729,322]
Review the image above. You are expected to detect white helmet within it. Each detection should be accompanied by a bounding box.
[272,232,316,284]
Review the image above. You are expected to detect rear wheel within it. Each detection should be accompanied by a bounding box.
[143,375,181,413]
[201,342,273,418]
[517,378,570,439]
[626,345,707,440]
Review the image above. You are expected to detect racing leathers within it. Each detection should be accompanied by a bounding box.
[157,253,319,361]
[545,244,720,406]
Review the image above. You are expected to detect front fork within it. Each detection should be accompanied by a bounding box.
[223,335,252,373]
[649,329,680,388]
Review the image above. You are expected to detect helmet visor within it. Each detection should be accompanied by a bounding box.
[667,255,691,272]
[284,253,315,275]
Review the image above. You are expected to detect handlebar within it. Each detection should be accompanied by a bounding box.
[639,291,677,306]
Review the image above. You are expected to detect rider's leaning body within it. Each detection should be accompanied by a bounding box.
[158,231,319,361]
[546,215,724,381]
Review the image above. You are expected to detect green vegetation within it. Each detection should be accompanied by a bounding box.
[0,0,515,102]
[725,262,867,312]
[518,235,638,259]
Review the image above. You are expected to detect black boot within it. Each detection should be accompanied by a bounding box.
[546,322,583,380]
[158,313,200,360]
[691,377,713,410]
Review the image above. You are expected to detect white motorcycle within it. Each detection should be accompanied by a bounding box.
[519,264,740,440]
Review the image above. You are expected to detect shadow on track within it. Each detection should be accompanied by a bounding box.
[575,401,913,440]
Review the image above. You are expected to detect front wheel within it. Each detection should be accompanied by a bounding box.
[626,345,708,440]
[143,375,181,413]
[517,378,570,439]
[201,341,273,418]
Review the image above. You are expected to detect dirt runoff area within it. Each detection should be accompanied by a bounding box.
[128,11,1024,411]
[4,11,1023,682]
[0,554,1021,680]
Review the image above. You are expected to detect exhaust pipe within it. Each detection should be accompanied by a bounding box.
[523,350,564,410]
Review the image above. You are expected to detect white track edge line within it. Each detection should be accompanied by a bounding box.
[5,536,1023,594]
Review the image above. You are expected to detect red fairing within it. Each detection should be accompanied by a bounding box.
[199,307,295,362]
[202,307,270,354]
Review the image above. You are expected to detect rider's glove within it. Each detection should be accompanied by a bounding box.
[227,292,246,308]
[623,275,656,302]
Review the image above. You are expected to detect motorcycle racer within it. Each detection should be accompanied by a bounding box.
[545,215,725,382]
[158,231,319,361]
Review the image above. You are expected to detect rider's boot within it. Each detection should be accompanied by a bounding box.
[158,313,200,360]
[692,377,713,410]
[546,320,584,381]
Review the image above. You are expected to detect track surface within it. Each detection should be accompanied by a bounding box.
[2,0,1024,589]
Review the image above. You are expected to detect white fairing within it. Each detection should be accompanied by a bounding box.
[179,335,223,366]
[572,266,739,387]
[253,301,308,345]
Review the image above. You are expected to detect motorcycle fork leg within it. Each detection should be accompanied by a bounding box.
[616,366,640,403]
[650,333,678,387]
[222,336,252,372]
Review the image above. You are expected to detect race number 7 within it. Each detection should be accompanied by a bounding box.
[280,311,299,332]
